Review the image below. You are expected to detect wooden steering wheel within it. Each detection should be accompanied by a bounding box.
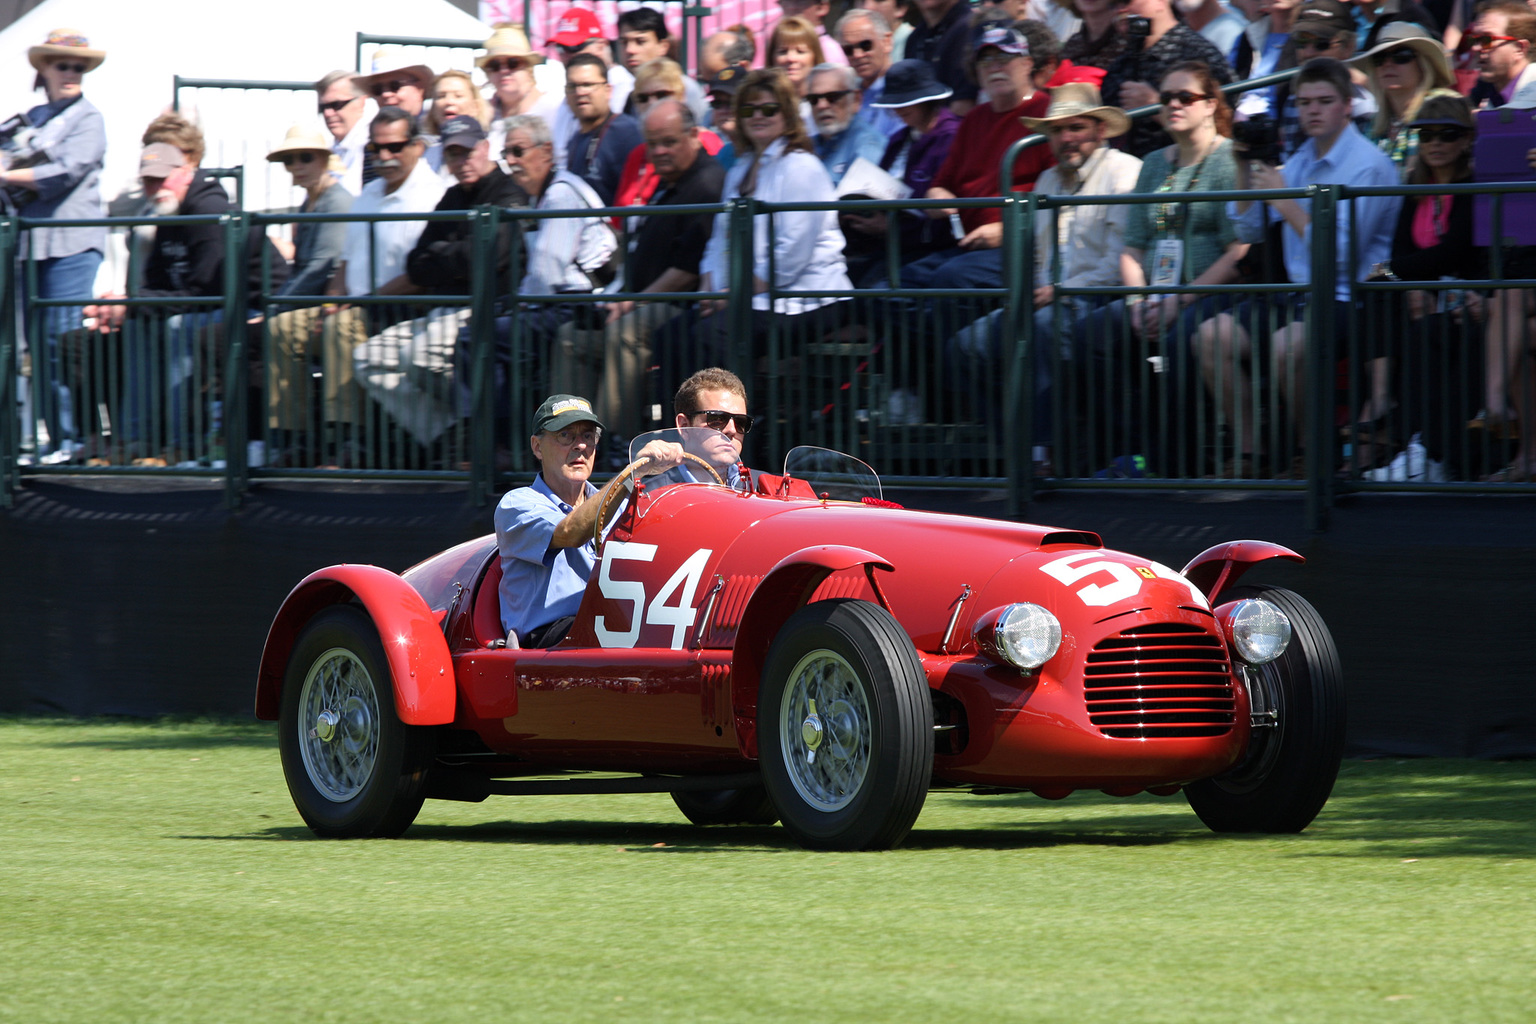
[593,452,725,554]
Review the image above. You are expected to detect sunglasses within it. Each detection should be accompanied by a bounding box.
[51,61,88,73]
[367,140,413,155]
[1159,89,1211,106]
[484,58,528,73]
[280,152,319,166]
[740,102,783,118]
[632,89,675,104]
[840,39,875,57]
[1371,49,1418,67]
[370,78,418,96]
[807,90,853,106]
[504,143,547,158]
[690,410,754,434]
[1466,33,1518,51]
[1292,33,1340,50]
[1416,126,1471,143]
[710,95,735,110]
[317,98,359,114]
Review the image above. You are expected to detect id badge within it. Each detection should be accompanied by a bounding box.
[1151,238,1184,287]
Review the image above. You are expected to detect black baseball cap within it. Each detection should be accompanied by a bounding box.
[532,394,604,434]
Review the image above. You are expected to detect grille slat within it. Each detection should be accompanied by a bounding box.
[1084,623,1236,739]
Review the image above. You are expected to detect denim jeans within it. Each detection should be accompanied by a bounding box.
[24,249,103,452]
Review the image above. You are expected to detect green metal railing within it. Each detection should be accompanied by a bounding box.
[6,182,1534,520]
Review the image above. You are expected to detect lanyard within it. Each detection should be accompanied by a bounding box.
[1152,141,1215,238]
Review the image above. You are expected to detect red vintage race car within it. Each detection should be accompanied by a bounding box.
[256,430,1345,850]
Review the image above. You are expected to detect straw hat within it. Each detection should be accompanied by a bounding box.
[1352,22,1454,90]
[477,26,544,68]
[267,124,334,162]
[28,28,105,72]
[1019,83,1131,137]
[354,47,434,93]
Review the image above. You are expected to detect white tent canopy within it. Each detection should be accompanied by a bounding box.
[0,0,490,217]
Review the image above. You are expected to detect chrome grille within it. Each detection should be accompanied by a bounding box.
[1083,623,1236,738]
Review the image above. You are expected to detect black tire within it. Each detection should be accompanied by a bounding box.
[278,605,436,838]
[758,599,933,851]
[1185,585,1346,833]
[670,787,780,826]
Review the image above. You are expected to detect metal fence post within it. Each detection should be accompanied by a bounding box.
[1004,191,1035,517]
[0,216,18,506]
[726,197,755,380]
[221,212,250,506]
[1306,184,1338,531]
[469,206,497,506]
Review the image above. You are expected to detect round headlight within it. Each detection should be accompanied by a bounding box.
[979,603,1062,671]
[1223,599,1292,665]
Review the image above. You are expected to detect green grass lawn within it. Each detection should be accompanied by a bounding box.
[2,718,1533,1023]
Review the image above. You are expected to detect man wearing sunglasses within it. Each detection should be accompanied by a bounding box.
[1467,1,1536,109]
[834,9,903,137]
[641,367,754,490]
[353,116,529,450]
[314,70,372,194]
[807,65,889,186]
[352,48,432,119]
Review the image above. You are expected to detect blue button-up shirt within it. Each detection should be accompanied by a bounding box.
[1229,123,1400,302]
[20,95,107,260]
[494,474,599,637]
[813,116,891,188]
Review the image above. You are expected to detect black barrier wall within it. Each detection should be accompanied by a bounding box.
[2,479,1533,758]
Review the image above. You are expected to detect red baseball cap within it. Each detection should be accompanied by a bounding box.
[550,8,604,48]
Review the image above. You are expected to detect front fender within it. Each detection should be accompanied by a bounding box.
[729,545,894,758]
[255,564,457,726]
[1181,541,1305,603]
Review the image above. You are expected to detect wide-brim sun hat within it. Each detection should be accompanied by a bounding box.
[477,25,544,68]
[28,28,105,72]
[267,124,334,162]
[1351,22,1454,90]
[354,47,434,93]
[1020,82,1131,138]
[871,59,953,108]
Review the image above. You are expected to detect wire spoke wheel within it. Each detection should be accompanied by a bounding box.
[759,599,932,851]
[279,606,435,838]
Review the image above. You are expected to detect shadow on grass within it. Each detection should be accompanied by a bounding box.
[11,717,276,751]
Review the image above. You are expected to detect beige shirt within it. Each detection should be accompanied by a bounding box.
[1032,146,1143,292]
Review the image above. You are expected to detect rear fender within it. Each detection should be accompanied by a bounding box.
[254,565,457,725]
[1181,541,1305,603]
[729,545,895,758]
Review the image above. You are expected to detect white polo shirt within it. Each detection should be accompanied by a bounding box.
[342,158,445,296]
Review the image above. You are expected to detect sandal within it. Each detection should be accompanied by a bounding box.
[1467,409,1520,441]
[1484,459,1534,483]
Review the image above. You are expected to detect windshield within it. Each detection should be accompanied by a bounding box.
[783,446,881,502]
[627,426,747,491]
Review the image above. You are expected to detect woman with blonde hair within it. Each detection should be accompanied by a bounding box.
[427,69,491,132]
[1352,21,1455,175]
[768,16,821,96]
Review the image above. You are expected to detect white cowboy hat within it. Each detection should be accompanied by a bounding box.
[28,28,105,73]
[1019,83,1132,137]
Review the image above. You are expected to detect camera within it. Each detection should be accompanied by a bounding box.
[0,111,42,210]
[1123,15,1151,44]
[1233,114,1283,166]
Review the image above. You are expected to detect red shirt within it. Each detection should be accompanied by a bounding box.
[931,91,1055,234]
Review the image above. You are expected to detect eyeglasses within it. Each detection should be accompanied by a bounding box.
[710,95,735,110]
[807,89,853,106]
[840,39,875,57]
[690,410,754,434]
[484,58,528,73]
[632,89,675,104]
[504,143,548,158]
[318,98,360,114]
[740,102,783,118]
[1292,33,1340,50]
[51,61,87,73]
[1416,126,1471,143]
[1371,48,1418,67]
[370,78,417,97]
[1159,89,1211,106]
[550,427,601,447]
[1466,33,1518,51]
[565,79,606,93]
[280,152,319,166]
[367,140,413,155]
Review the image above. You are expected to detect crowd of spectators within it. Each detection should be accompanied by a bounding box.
[10,1,1536,483]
